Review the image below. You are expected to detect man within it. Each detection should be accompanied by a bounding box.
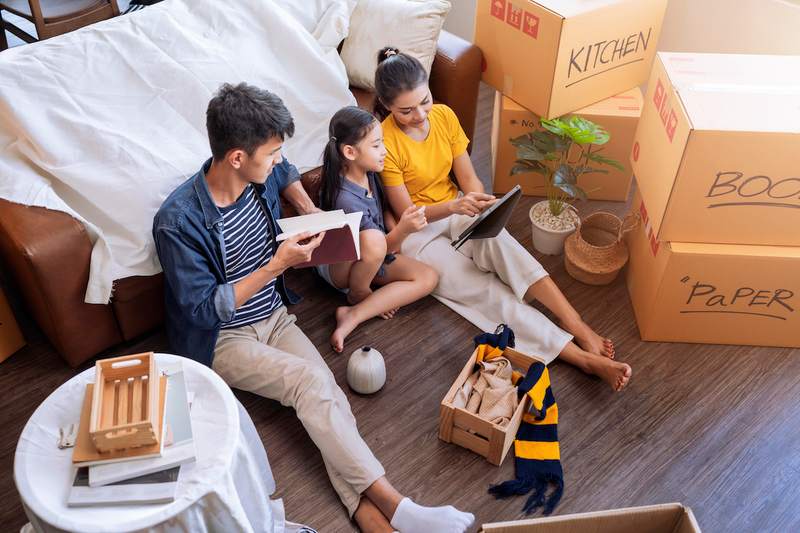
[153,83,473,533]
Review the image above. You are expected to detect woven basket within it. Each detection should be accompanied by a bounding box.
[564,211,639,285]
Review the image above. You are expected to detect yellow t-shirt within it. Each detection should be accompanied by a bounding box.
[381,104,470,206]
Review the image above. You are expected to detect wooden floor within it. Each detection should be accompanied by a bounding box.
[2,85,800,533]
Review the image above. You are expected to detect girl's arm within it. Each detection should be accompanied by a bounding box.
[384,205,425,253]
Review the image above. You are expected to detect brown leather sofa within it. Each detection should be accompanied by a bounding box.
[0,30,483,368]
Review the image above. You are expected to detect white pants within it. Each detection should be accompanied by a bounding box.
[402,215,572,364]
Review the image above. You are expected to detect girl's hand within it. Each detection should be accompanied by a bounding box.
[449,192,497,217]
[397,205,427,234]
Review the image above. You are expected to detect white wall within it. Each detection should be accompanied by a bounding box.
[443,0,477,41]
[657,0,800,54]
[443,0,800,53]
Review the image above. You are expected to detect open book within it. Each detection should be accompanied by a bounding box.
[276,210,363,268]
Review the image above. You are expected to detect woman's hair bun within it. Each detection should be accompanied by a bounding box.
[377,46,401,64]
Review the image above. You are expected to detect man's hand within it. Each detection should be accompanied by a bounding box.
[449,192,497,217]
[268,231,326,274]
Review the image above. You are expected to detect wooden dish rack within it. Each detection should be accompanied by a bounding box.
[89,352,160,452]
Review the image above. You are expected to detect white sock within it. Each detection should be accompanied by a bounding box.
[389,497,475,533]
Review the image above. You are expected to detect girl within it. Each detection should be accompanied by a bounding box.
[318,106,439,353]
[374,47,632,391]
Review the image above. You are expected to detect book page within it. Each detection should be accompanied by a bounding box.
[344,211,363,257]
[276,210,353,240]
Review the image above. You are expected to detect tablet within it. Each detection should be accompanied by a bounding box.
[451,185,522,249]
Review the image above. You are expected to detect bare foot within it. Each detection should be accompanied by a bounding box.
[563,318,615,359]
[348,288,372,305]
[331,306,360,353]
[380,307,399,320]
[584,353,631,391]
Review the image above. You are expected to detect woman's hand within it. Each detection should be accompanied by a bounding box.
[449,192,497,217]
[397,205,428,234]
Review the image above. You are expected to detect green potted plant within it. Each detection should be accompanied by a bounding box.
[510,115,625,255]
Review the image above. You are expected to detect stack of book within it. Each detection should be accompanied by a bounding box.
[69,355,196,507]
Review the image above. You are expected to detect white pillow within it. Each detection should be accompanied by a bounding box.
[272,0,357,51]
[340,0,451,90]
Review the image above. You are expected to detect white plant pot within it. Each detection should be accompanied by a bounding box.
[529,201,577,255]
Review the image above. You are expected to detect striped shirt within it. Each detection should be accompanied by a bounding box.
[220,185,282,329]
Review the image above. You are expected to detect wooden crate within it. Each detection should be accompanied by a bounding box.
[439,346,544,466]
[89,352,160,452]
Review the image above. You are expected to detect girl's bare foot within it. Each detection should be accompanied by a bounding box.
[563,318,615,358]
[584,352,631,391]
[331,306,360,353]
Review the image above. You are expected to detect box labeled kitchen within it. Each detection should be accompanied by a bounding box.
[475,0,667,118]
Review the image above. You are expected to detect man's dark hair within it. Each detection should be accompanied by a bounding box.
[206,82,295,160]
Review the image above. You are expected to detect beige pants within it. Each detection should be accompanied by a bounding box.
[213,307,385,516]
[402,214,573,364]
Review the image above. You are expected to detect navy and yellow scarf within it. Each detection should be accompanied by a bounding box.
[475,325,564,515]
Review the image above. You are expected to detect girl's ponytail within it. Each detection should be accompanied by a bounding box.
[374,46,428,121]
[320,136,344,211]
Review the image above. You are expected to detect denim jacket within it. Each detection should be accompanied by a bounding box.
[153,158,301,367]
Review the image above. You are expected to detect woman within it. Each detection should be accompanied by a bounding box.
[374,47,631,391]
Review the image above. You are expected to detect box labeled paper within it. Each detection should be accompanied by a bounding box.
[492,88,641,201]
[631,52,800,246]
[475,0,667,118]
[625,189,800,348]
[0,287,24,363]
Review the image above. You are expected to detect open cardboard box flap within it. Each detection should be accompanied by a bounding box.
[481,503,700,532]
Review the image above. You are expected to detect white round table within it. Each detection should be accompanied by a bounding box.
[14,353,287,533]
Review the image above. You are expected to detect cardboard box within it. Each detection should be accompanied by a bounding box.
[626,188,800,348]
[480,503,701,532]
[492,88,642,201]
[631,52,800,246]
[475,0,667,119]
[439,346,543,466]
[0,287,25,363]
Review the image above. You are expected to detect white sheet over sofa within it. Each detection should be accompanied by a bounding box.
[0,0,356,304]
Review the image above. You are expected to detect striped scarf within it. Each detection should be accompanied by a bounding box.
[477,326,564,515]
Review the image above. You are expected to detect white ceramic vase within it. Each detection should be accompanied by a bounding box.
[529,201,578,256]
[346,346,386,395]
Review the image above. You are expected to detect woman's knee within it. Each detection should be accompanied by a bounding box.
[417,264,439,293]
[359,229,387,262]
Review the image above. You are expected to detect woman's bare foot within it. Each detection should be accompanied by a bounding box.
[354,497,394,533]
[562,318,614,359]
[380,307,398,320]
[584,352,631,391]
[331,306,360,353]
